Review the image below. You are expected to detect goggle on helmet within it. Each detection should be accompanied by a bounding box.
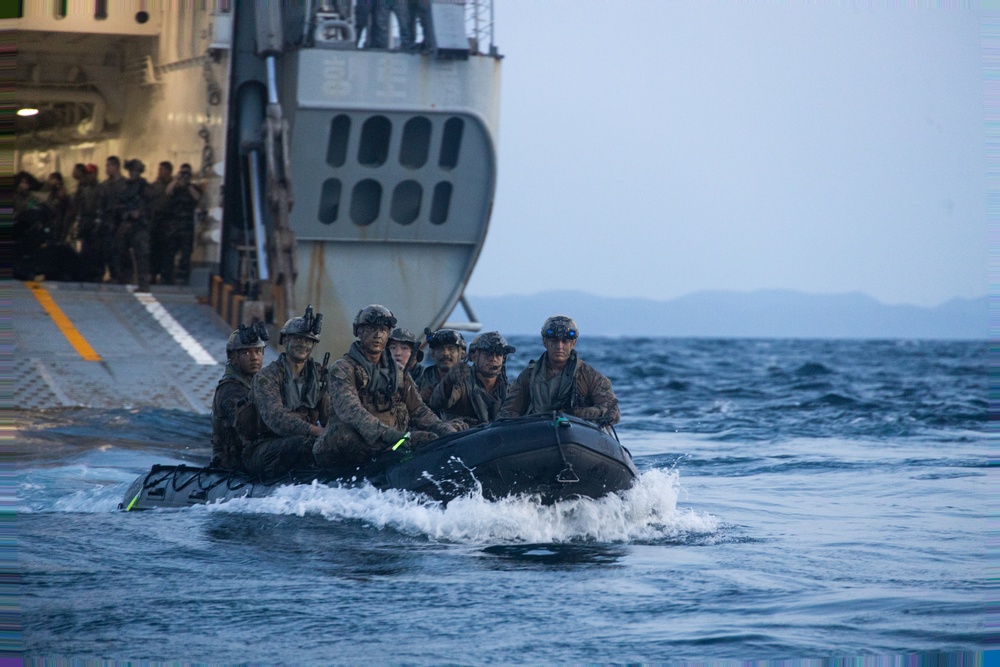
[353,304,397,337]
[227,321,269,353]
[279,305,323,345]
[424,327,467,351]
[541,316,579,341]
[469,331,516,356]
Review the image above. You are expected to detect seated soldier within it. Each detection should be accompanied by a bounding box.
[314,305,457,468]
[497,315,620,426]
[429,331,515,427]
[388,327,425,384]
[242,307,330,479]
[417,328,466,402]
[210,323,267,470]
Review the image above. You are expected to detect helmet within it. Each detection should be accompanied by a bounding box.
[424,327,467,351]
[279,305,323,345]
[226,322,269,354]
[469,331,516,356]
[541,315,579,341]
[388,327,424,363]
[353,304,397,337]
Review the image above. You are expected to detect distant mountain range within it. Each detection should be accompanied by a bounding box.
[455,290,988,339]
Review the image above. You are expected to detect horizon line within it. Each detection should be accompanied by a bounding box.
[463,289,988,309]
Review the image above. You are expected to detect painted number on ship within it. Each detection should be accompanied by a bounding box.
[321,55,351,98]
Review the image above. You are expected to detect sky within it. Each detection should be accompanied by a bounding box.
[463,2,986,307]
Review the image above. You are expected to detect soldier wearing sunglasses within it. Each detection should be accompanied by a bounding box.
[497,315,620,426]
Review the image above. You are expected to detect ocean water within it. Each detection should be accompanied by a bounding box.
[15,337,990,663]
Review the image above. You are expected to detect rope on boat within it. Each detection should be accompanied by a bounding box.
[126,466,254,508]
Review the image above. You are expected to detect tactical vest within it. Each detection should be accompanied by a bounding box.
[235,358,326,442]
[349,361,410,431]
[211,375,250,468]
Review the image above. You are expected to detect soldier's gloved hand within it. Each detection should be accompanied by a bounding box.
[381,428,409,447]
[408,431,439,448]
[444,419,468,433]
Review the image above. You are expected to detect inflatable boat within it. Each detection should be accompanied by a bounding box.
[120,414,637,510]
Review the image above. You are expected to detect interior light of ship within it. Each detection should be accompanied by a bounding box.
[17,108,39,117]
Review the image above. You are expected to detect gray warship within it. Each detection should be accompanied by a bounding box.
[12,1,501,412]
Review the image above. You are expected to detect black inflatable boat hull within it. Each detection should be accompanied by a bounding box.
[120,414,637,510]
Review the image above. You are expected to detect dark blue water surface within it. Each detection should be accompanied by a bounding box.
[16,338,990,663]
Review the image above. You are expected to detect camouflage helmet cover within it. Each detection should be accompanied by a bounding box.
[353,304,397,337]
[279,305,323,345]
[424,327,467,351]
[469,331,516,356]
[541,315,579,340]
[226,321,269,354]
[388,327,424,363]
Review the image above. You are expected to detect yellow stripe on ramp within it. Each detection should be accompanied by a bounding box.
[26,282,102,362]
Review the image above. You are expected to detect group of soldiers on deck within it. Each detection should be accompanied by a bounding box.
[13,157,203,291]
[212,305,620,480]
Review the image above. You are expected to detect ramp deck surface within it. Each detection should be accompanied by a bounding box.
[12,281,262,413]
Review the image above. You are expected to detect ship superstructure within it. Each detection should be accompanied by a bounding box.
[12,1,501,364]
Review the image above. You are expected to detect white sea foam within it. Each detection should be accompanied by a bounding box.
[48,484,130,513]
[207,468,719,544]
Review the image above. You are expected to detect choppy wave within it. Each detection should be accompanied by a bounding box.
[205,469,719,545]
[16,337,989,661]
[48,484,128,513]
[507,337,989,441]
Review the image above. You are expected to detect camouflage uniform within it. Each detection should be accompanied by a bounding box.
[147,177,173,283]
[72,179,103,281]
[242,353,330,479]
[111,176,151,287]
[314,345,454,467]
[164,180,202,285]
[98,175,127,227]
[428,362,508,426]
[97,175,126,281]
[210,361,253,470]
[497,351,620,425]
[416,364,446,403]
[407,362,425,385]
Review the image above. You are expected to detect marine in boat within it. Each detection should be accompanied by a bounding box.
[123,305,635,510]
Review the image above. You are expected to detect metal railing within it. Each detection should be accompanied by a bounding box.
[308,0,497,57]
[465,0,495,56]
